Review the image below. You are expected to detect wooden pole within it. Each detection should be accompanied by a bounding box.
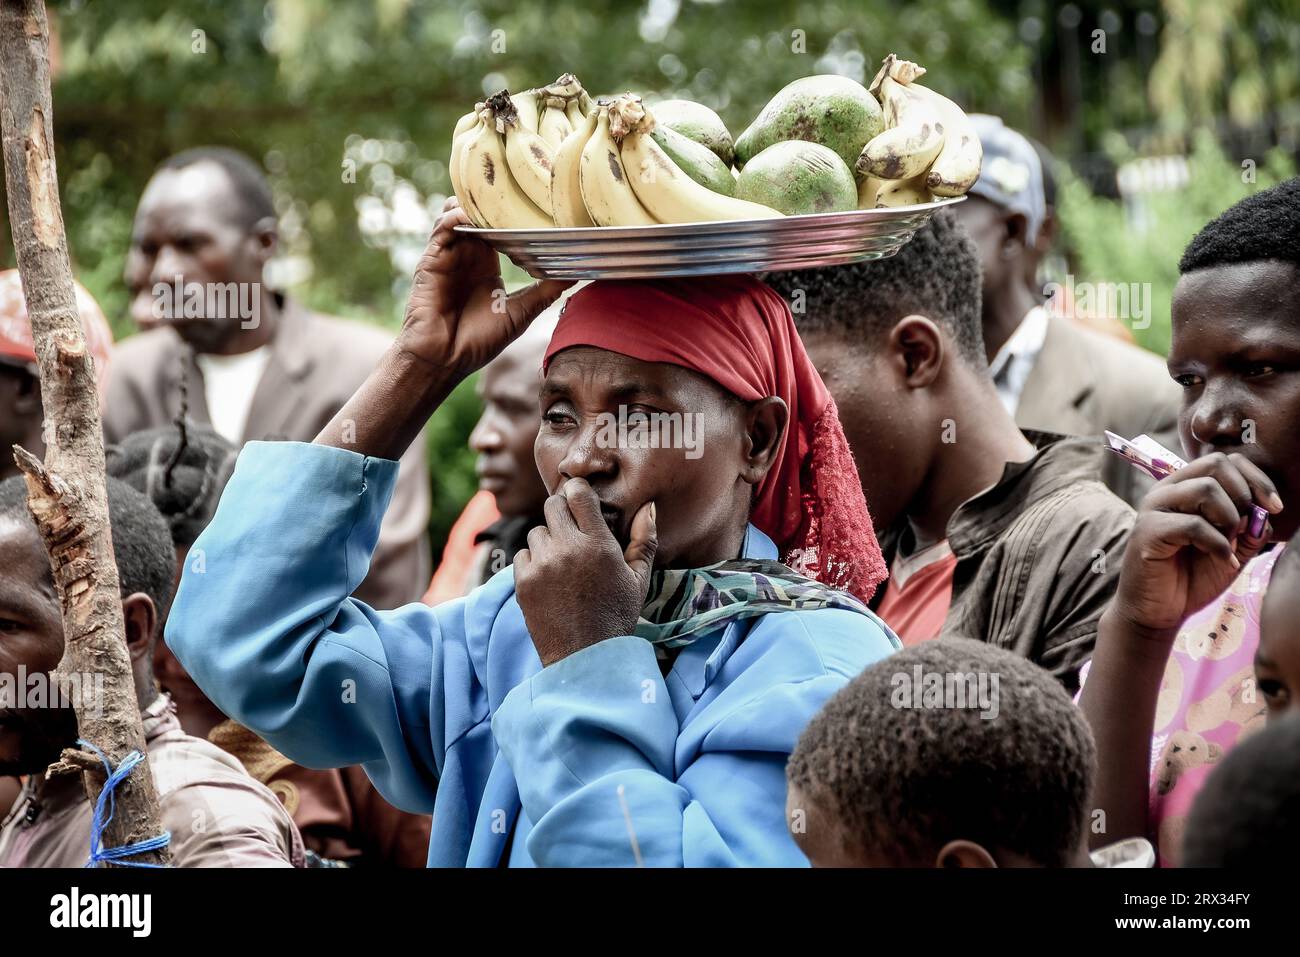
[0,0,168,866]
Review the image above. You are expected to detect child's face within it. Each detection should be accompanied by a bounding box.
[1257,553,1300,720]
[1169,261,1300,542]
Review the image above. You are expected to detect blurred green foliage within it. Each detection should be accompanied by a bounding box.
[1055,132,1297,357]
[2,0,1298,558]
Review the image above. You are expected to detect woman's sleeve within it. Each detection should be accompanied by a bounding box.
[490,611,895,866]
[165,441,476,815]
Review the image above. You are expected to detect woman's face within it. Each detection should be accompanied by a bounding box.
[1169,261,1300,541]
[535,346,774,568]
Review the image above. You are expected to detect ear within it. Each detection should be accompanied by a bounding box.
[740,396,789,487]
[1000,211,1029,258]
[935,839,999,869]
[121,592,158,665]
[248,215,279,265]
[886,315,945,388]
[1034,210,1058,256]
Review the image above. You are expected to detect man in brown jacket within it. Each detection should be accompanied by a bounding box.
[767,210,1134,691]
[952,117,1181,509]
[0,477,302,867]
[103,147,429,608]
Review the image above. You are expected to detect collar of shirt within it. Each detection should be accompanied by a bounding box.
[988,305,1049,416]
[663,523,778,699]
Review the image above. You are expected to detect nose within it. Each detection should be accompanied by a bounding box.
[1188,379,1244,451]
[556,419,618,484]
[150,244,185,287]
[469,409,504,454]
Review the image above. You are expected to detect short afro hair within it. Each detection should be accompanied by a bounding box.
[0,474,177,634]
[156,146,276,231]
[764,208,986,365]
[787,637,1095,867]
[1179,176,1300,274]
[107,423,238,548]
[1182,712,1300,866]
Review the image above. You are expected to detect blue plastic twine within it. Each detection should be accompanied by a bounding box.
[77,738,171,868]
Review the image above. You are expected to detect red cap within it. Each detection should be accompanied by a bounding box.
[0,268,113,397]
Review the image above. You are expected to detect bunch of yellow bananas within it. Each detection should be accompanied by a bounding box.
[855,54,984,208]
[450,74,593,229]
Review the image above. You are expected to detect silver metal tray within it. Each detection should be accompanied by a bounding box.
[455,196,965,279]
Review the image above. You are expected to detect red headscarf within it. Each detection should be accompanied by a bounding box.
[543,276,886,602]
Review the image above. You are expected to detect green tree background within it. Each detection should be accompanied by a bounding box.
[3,0,1298,559]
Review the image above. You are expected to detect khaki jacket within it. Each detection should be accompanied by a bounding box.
[1015,316,1182,509]
[0,695,303,867]
[103,297,431,609]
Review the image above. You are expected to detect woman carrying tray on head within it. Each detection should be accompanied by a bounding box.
[165,197,899,867]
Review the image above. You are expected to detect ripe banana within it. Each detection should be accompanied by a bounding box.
[459,112,553,229]
[511,90,541,133]
[906,81,982,196]
[564,97,585,129]
[450,111,488,226]
[857,75,945,181]
[614,95,781,225]
[875,173,932,207]
[537,73,584,150]
[538,103,574,150]
[500,98,557,213]
[452,109,479,142]
[857,175,886,209]
[579,103,658,226]
[552,109,598,227]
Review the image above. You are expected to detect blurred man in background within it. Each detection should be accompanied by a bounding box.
[103,147,430,608]
[952,116,1180,508]
[424,295,566,604]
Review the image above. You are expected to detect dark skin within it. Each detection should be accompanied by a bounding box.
[951,195,1038,361]
[318,198,787,667]
[124,160,279,355]
[0,361,43,482]
[0,518,159,778]
[470,335,551,518]
[801,319,1034,542]
[1080,260,1297,847]
[1256,555,1300,721]
[785,785,1091,868]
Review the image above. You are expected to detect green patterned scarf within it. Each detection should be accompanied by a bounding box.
[633,558,874,648]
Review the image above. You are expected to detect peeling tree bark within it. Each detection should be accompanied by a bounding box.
[0,0,168,866]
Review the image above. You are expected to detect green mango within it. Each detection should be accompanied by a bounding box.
[651,99,735,167]
[735,75,884,170]
[650,123,736,196]
[734,140,857,216]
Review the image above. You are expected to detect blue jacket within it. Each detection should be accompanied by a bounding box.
[166,442,899,866]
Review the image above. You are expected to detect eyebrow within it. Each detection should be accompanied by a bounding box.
[539,378,668,405]
[0,589,54,624]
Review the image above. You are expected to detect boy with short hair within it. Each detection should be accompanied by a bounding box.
[785,638,1153,867]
